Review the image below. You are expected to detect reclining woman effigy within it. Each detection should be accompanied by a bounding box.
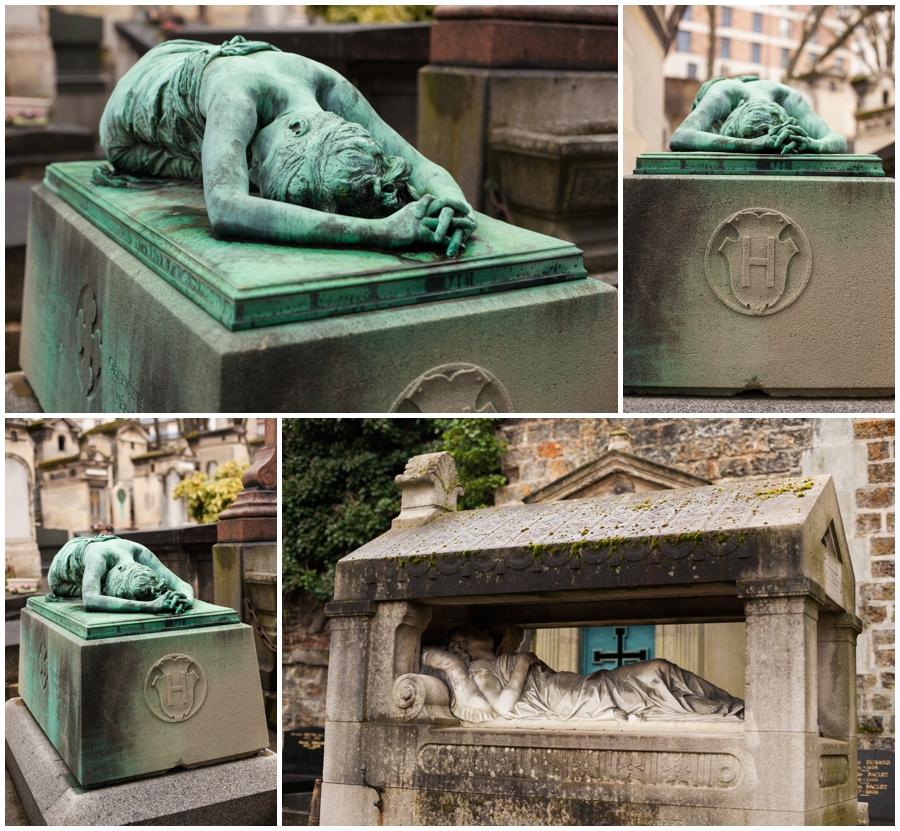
[94,36,476,256]
[423,624,745,724]
[48,534,194,614]
[670,76,847,155]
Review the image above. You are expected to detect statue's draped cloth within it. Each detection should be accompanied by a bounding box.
[99,37,279,182]
[455,654,744,724]
[47,534,120,598]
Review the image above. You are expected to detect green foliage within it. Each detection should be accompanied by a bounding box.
[309,5,435,24]
[282,418,506,600]
[173,460,249,524]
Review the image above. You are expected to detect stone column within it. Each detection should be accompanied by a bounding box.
[213,418,277,731]
[738,577,823,819]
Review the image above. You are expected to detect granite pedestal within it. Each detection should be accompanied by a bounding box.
[6,698,277,825]
[20,161,617,412]
[18,596,269,788]
[624,153,894,396]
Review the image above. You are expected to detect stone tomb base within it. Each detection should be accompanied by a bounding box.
[624,161,894,396]
[6,698,276,825]
[18,597,270,788]
[20,169,617,412]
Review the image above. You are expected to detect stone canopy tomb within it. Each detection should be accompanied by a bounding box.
[320,453,861,825]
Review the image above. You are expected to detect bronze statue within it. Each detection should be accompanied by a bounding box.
[94,37,475,256]
[47,534,194,614]
[423,624,744,724]
[670,76,847,154]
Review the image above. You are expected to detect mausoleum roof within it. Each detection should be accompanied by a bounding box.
[335,475,854,617]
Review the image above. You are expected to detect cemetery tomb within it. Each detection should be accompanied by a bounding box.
[320,453,861,826]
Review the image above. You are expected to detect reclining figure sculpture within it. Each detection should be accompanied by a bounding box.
[93,36,475,256]
[423,624,745,725]
[47,534,193,614]
[670,76,847,155]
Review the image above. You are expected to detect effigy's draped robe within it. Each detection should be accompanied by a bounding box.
[463,655,744,723]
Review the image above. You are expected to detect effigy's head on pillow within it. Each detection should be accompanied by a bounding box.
[251,111,416,218]
[103,561,169,601]
[720,99,793,140]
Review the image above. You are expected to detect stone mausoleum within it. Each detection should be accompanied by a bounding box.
[320,453,861,825]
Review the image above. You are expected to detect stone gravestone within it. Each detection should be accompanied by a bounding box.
[320,453,861,825]
[624,77,894,396]
[6,538,275,824]
[18,36,616,413]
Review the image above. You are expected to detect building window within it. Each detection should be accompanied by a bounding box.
[58,435,65,451]
[10,431,18,442]
[753,12,763,33]
[721,38,731,59]
[683,6,691,21]
[90,489,102,520]
[676,30,691,53]
[257,421,266,438]
[721,6,732,27]
[780,17,791,38]
[69,469,77,477]
[782,48,790,68]
[687,63,698,79]
[834,57,844,72]
[751,43,762,64]
[809,28,817,44]
[884,90,890,105]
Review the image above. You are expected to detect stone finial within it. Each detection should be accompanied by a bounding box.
[608,425,634,454]
[392,452,465,530]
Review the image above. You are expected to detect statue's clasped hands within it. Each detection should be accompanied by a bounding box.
[389,194,477,257]
[764,118,820,155]
[151,589,192,615]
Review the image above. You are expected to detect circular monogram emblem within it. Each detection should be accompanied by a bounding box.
[144,654,207,723]
[75,284,103,394]
[389,363,514,413]
[39,640,49,690]
[704,208,811,316]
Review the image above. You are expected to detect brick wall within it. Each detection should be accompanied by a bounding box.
[852,419,895,751]
[496,417,894,751]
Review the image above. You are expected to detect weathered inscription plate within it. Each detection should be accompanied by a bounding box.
[858,750,894,824]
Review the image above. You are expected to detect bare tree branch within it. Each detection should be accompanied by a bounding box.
[707,5,717,81]
[812,6,880,70]
[785,5,828,79]
[664,5,688,53]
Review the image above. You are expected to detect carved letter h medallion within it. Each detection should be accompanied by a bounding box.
[705,208,811,315]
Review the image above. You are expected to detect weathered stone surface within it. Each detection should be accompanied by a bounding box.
[6,698,276,825]
[634,152,885,176]
[20,184,616,413]
[623,173,894,395]
[19,600,269,787]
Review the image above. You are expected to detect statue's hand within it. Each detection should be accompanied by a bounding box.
[384,195,477,256]
[151,590,192,615]
[769,121,816,154]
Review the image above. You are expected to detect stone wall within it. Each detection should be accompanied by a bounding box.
[282,592,330,731]
[496,417,894,752]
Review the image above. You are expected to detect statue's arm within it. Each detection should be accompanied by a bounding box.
[670,93,769,152]
[471,653,537,716]
[133,544,194,604]
[778,89,847,152]
[200,93,466,250]
[421,649,494,715]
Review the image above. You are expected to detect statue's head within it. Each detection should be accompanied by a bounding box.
[103,561,168,601]
[252,111,415,218]
[720,100,792,139]
[446,624,496,663]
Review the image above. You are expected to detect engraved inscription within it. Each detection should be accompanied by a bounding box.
[819,754,849,788]
[143,654,207,722]
[705,208,811,316]
[418,745,741,788]
[390,363,514,413]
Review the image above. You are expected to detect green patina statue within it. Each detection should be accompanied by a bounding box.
[670,76,847,154]
[93,36,475,256]
[47,534,194,614]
